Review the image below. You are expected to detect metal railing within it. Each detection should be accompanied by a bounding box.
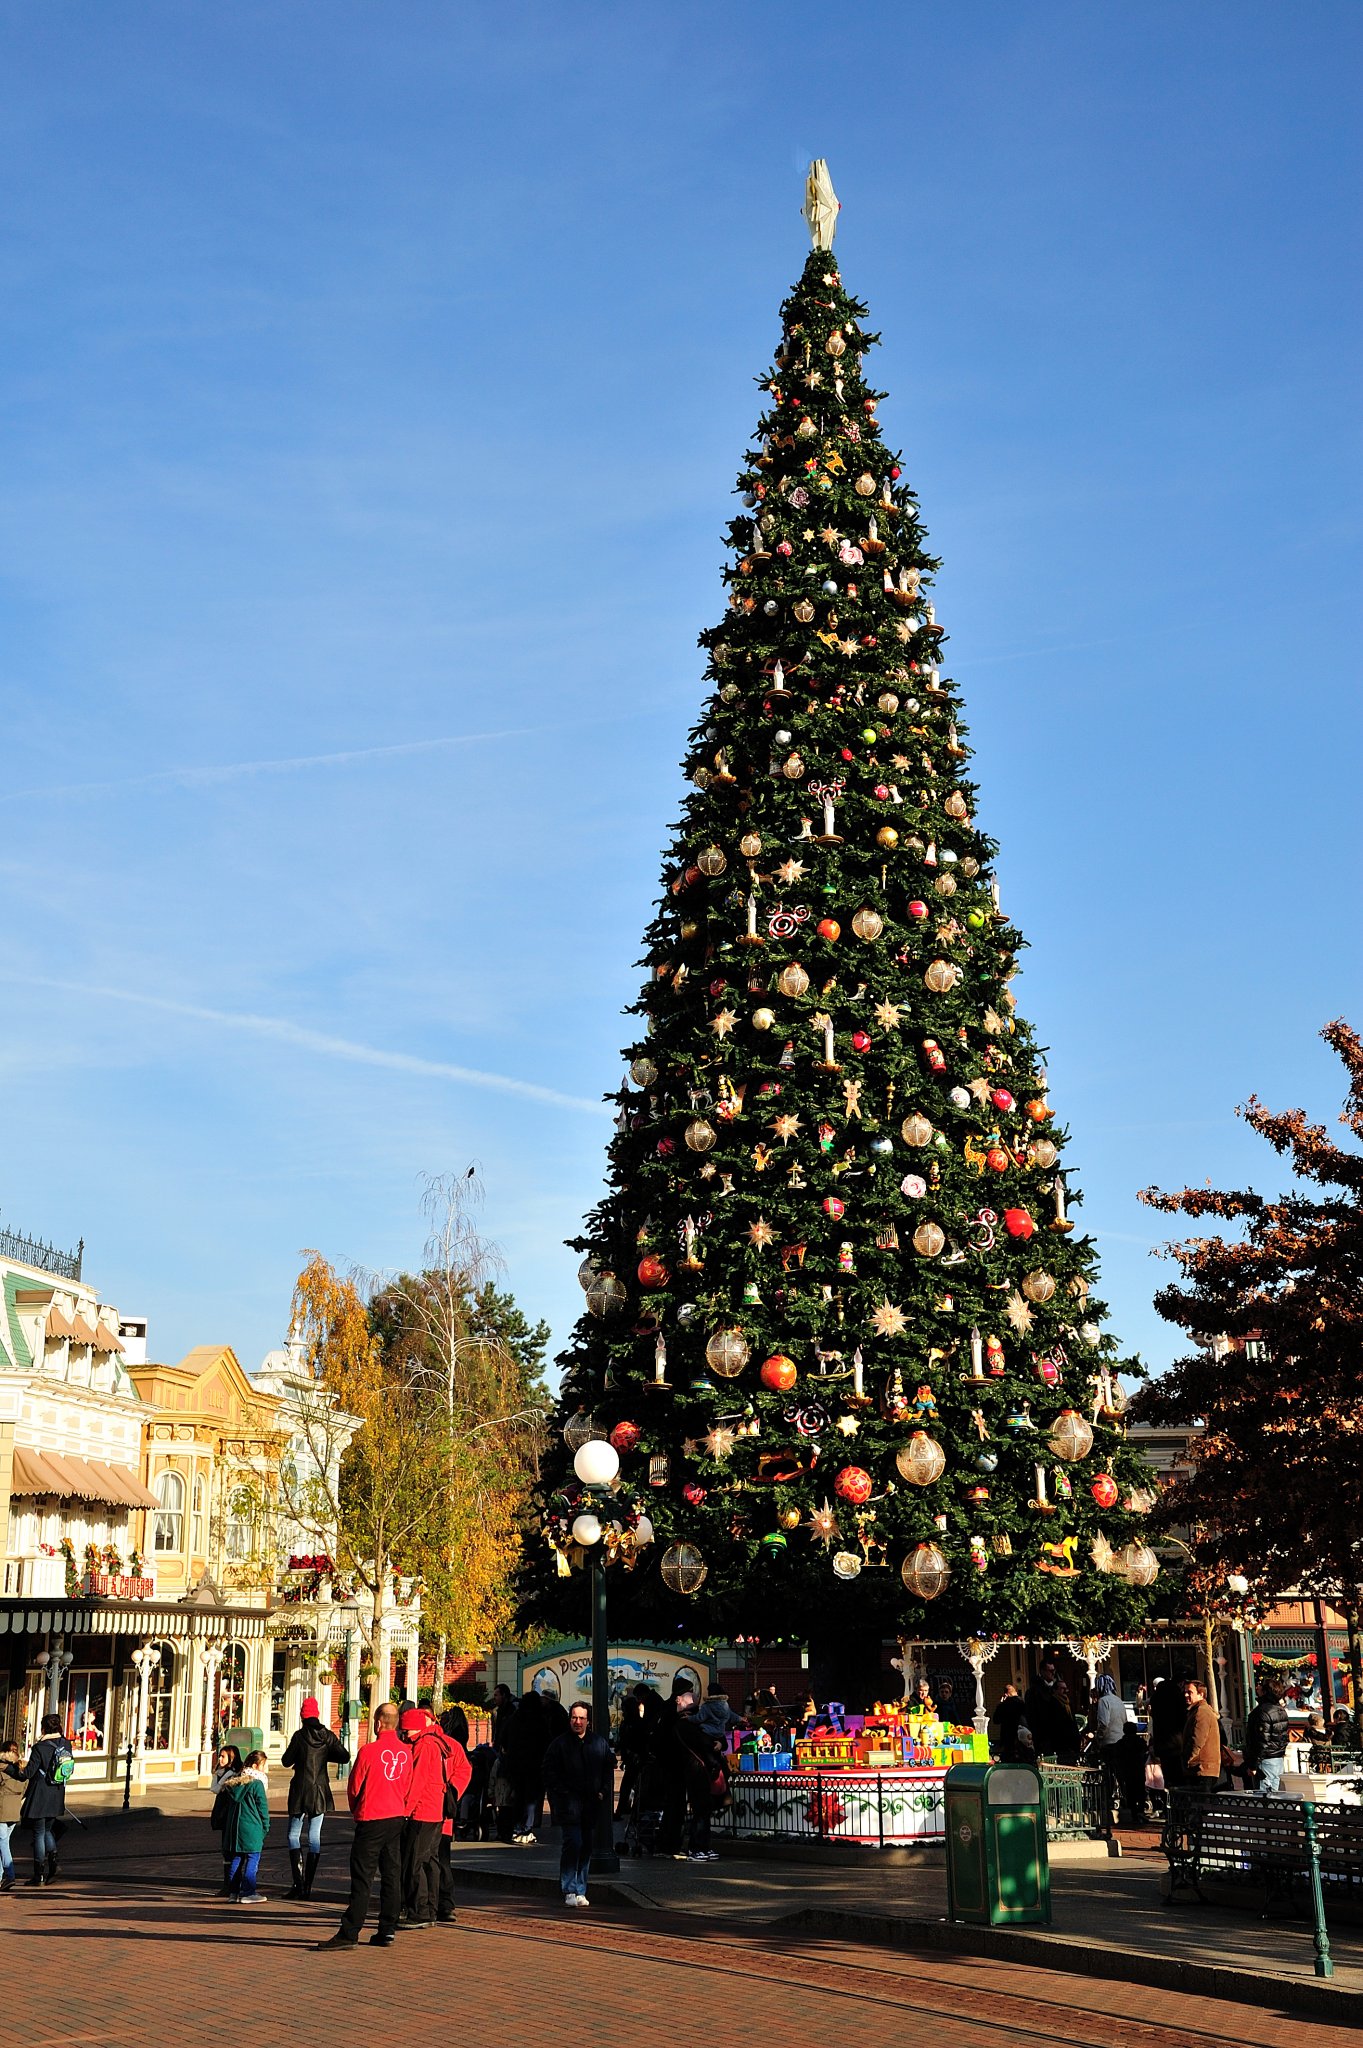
[1039,1761,1113,1841]
[0,1227,83,1280]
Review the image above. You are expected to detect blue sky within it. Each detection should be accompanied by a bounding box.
[2,2,1359,1378]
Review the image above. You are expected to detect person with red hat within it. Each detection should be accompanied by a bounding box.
[313,1702,410,1951]
[397,1706,470,1931]
[280,1697,349,1901]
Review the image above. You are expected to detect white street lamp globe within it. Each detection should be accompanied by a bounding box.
[635,1515,655,1547]
[571,1512,603,1548]
[1226,1573,1250,1596]
[573,1440,621,1488]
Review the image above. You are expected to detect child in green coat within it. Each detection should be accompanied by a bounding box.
[223,1750,271,1903]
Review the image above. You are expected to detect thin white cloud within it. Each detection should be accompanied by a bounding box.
[0,975,610,1116]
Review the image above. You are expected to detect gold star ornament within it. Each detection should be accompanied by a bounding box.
[771,1112,802,1143]
[871,1299,908,1339]
[712,1009,737,1038]
[1005,1292,1035,1336]
[748,1216,775,1249]
[873,1000,902,1031]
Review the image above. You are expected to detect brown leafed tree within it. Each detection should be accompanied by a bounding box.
[1132,1020,1363,1732]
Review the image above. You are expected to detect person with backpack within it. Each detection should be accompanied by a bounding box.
[208,1743,244,1895]
[222,1749,272,1903]
[22,1713,74,1887]
[279,1697,349,1900]
[397,1706,469,1931]
[0,1739,26,1892]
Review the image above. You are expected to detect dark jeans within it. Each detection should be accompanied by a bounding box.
[657,1776,687,1853]
[687,1786,712,1853]
[31,1818,57,1865]
[559,1818,592,1898]
[401,1818,442,1922]
[437,1832,456,1918]
[337,1817,404,1942]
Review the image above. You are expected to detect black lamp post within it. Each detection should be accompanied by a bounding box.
[570,1439,623,1876]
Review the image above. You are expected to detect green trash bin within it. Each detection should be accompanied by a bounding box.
[944,1760,1051,1926]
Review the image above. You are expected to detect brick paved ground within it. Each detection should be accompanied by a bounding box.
[2,1808,1354,2048]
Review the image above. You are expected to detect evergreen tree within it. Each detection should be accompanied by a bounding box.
[1132,1019,1363,1735]
[524,176,1160,1654]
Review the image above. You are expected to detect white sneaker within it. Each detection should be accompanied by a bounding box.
[704,1851,720,1861]
[576,1894,590,1908]
[687,1851,709,1862]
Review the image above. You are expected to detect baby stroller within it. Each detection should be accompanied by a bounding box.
[618,1751,665,1858]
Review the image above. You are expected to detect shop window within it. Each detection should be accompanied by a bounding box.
[270,1647,288,1734]
[190,1475,205,1558]
[219,1642,247,1731]
[65,1670,111,1752]
[152,1471,184,1554]
[145,1643,176,1751]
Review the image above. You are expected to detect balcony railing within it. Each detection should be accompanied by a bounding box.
[0,1228,83,1281]
[2,1555,68,1599]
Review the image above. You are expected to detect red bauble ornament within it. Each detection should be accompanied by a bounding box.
[683,1481,707,1506]
[817,918,841,941]
[760,1354,798,1392]
[834,1465,873,1505]
[991,1088,1015,1113]
[656,1137,676,1157]
[1025,1099,1052,1124]
[874,784,890,801]
[851,1030,872,1052]
[908,900,928,920]
[609,1421,642,1454]
[1091,1473,1119,1508]
[823,1195,845,1219]
[1003,1208,1035,1239]
[891,465,901,479]
[840,747,854,762]
[986,1146,1009,1173]
[637,1254,670,1288]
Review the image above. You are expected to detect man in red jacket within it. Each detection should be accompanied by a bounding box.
[398,1706,470,1930]
[314,1702,411,1951]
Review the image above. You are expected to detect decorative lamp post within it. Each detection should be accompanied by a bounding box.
[572,1437,622,1876]
[198,1641,225,1776]
[130,1642,160,1774]
[47,1647,74,1717]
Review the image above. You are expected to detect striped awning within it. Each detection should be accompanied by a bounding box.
[10,1445,157,1510]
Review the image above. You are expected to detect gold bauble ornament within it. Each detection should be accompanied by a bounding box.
[851,907,883,942]
[752,1007,776,1032]
[826,331,846,358]
[901,1113,933,1146]
[1117,1541,1159,1588]
[854,472,876,498]
[660,1542,708,1596]
[705,1327,750,1378]
[630,1058,658,1087]
[778,1505,802,1531]
[924,960,957,993]
[896,1431,946,1486]
[1048,1408,1094,1462]
[777,962,810,998]
[697,845,728,878]
[796,415,818,439]
[944,792,969,821]
[934,874,957,898]
[1029,1139,1059,1170]
[912,1221,945,1258]
[1021,1270,1056,1304]
[680,920,699,940]
[876,826,899,850]
[793,598,816,624]
[563,1409,606,1451]
[901,1541,951,1600]
[877,693,900,715]
[585,1272,628,1318]
[684,1118,717,1153]
[783,753,806,779]
[739,832,763,858]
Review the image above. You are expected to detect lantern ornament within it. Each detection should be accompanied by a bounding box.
[1118,1541,1160,1587]
[585,1271,628,1318]
[659,1542,708,1596]
[1021,1270,1056,1304]
[684,1118,717,1153]
[1048,1409,1094,1463]
[705,1328,750,1379]
[833,1464,873,1505]
[901,1541,951,1601]
[648,1452,671,1488]
[896,1431,946,1486]
[563,1410,606,1452]
[912,1221,945,1258]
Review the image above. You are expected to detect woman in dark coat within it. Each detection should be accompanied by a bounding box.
[504,1690,555,1845]
[279,1697,349,1899]
[22,1712,73,1887]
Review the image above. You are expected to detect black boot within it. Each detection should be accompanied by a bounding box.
[287,1849,305,1899]
[26,1865,45,1888]
[45,1850,58,1883]
[302,1852,319,1899]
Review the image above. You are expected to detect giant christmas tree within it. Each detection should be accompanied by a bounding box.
[525,168,1161,1659]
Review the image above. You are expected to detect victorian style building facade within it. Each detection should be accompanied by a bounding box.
[0,1226,420,1788]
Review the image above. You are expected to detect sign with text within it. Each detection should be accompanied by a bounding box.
[517,1640,716,1727]
[83,1571,155,1601]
